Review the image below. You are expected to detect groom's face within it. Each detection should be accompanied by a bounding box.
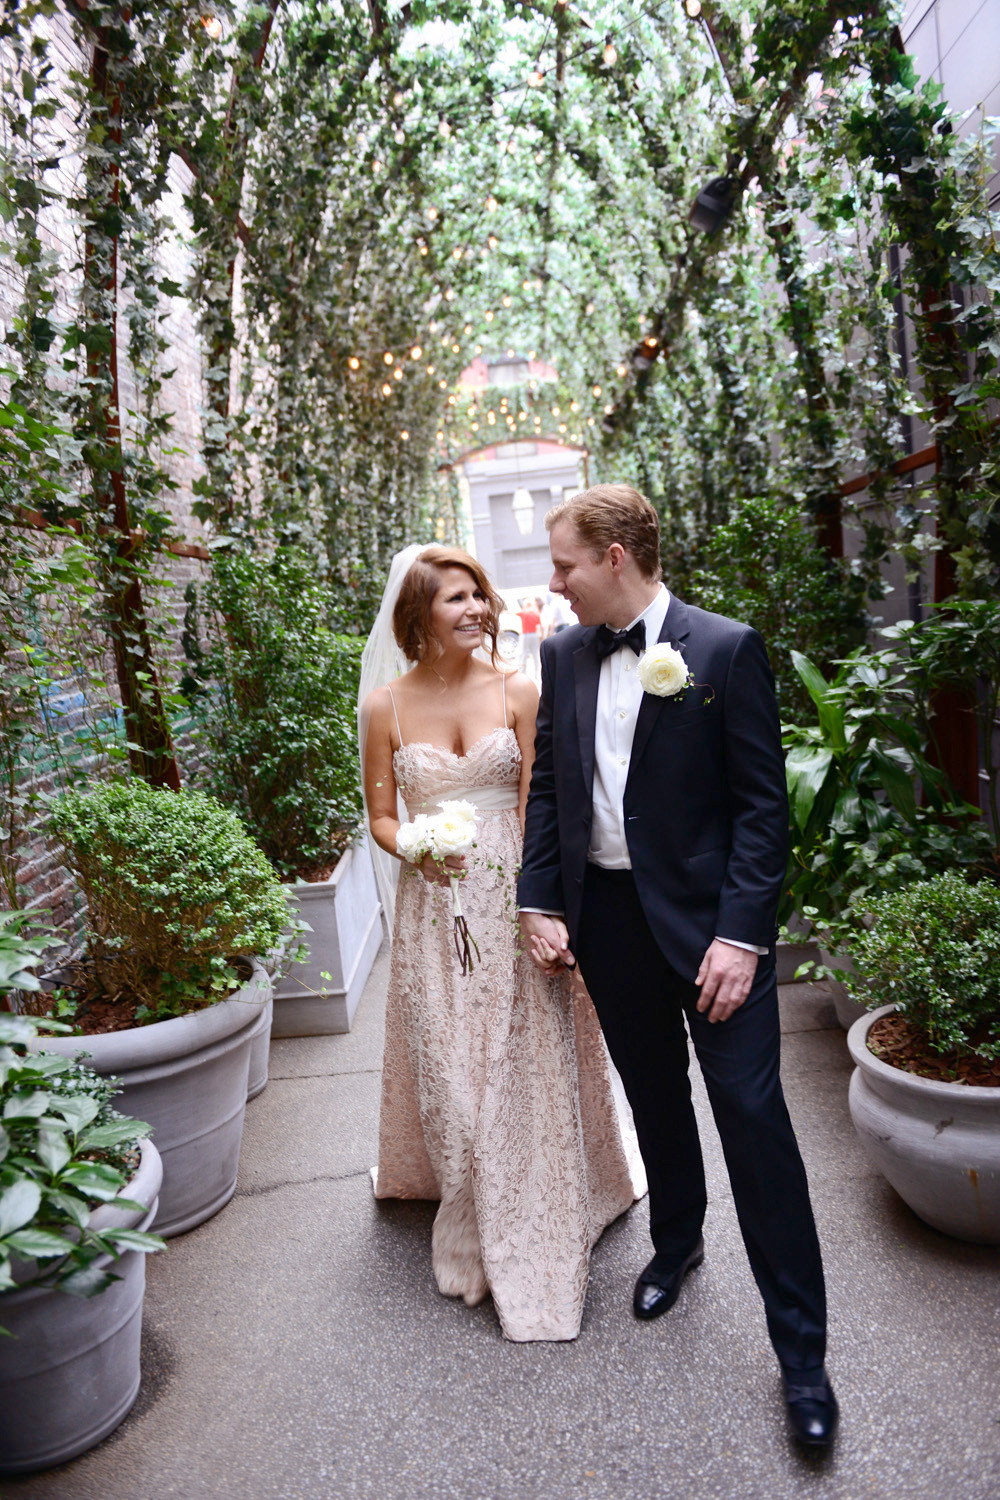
[547,519,616,627]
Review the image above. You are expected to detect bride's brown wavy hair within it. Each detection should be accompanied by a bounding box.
[392,547,503,665]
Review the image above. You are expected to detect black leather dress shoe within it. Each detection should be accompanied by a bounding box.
[632,1237,705,1320]
[784,1372,839,1448]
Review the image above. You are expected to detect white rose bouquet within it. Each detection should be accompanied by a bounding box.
[637,643,715,706]
[396,799,480,975]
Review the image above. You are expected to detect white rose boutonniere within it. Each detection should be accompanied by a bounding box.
[637,643,692,698]
[637,643,715,706]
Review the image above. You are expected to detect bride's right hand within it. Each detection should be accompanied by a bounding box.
[417,851,466,886]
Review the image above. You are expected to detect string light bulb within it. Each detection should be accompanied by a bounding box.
[488,235,498,249]
[438,119,452,138]
[452,246,464,260]
[411,345,422,360]
[617,364,627,377]
[684,0,702,15]
[527,70,544,88]
[486,195,498,212]
[585,302,595,314]
[400,430,409,440]
[485,310,494,322]
[502,295,512,308]
[603,38,617,66]
[383,352,394,365]
[592,385,601,397]
[535,150,546,165]
[381,382,392,397]
[200,15,223,40]
[394,367,403,380]
[427,206,438,221]
[393,91,405,106]
[439,379,448,388]
[427,363,435,374]
[348,357,360,370]
[394,129,405,144]
[437,430,444,441]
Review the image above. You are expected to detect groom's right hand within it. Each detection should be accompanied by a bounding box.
[519,911,575,975]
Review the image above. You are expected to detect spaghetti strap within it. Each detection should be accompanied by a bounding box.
[501,671,508,729]
[386,685,403,744]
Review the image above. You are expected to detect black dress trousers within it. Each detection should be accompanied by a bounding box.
[576,862,827,1379]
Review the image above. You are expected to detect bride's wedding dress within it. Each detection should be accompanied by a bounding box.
[374,711,646,1342]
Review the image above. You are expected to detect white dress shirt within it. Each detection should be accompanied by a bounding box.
[526,583,766,957]
[589,584,670,868]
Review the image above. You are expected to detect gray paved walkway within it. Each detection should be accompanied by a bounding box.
[7,949,999,1500]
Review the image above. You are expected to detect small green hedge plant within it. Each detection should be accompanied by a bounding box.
[183,548,365,880]
[846,872,1000,1063]
[49,781,289,1021]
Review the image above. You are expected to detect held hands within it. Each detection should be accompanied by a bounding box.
[695,939,758,1023]
[519,911,575,976]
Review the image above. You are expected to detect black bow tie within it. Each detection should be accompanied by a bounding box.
[595,621,646,660]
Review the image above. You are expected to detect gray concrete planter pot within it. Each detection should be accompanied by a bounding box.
[847,1004,1000,1244]
[41,962,270,1237]
[0,1138,162,1476]
[817,944,868,1029]
[776,912,819,986]
[273,840,382,1036]
[246,990,274,1100]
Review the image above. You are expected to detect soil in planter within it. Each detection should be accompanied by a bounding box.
[867,1014,1000,1087]
[39,957,254,1036]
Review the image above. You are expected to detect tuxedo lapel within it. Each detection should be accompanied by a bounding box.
[572,630,601,803]
[628,595,692,774]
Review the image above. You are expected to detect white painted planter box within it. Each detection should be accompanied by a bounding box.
[273,839,382,1036]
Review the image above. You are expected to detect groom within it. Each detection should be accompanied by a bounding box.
[518,484,836,1447]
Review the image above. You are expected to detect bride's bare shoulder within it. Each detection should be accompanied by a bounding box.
[498,667,539,713]
[360,681,405,730]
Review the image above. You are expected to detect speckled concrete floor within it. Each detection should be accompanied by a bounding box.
[7,948,999,1500]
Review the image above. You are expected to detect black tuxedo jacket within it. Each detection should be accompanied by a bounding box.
[517,595,789,984]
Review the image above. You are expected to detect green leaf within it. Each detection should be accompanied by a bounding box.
[36,1124,72,1176]
[785,746,834,832]
[78,1119,151,1150]
[4,1226,72,1259]
[869,748,917,821]
[0,1178,42,1236]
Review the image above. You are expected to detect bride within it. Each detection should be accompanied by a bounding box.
[359,544,645,1342]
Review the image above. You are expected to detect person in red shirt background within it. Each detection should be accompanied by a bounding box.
[516,597,542,682]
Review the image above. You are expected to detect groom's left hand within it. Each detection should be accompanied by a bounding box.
[695,940,758,1023]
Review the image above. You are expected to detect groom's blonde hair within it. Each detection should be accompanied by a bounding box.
[545,484,662,582]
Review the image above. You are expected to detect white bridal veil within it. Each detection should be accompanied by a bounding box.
[357,544,425,934]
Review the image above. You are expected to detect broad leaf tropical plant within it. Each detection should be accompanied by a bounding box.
[780,646,965,940]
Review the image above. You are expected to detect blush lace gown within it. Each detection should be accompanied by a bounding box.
[374,713,646,1342]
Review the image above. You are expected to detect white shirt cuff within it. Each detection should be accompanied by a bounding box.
[717,936,769,957]
[518,907,564,917]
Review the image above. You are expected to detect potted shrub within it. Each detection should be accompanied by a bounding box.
[184,547,380,1035]
[0,950,165,1475]
[37,780,287,1236]
[844,871,1000,1244]
[780,648,992,1023]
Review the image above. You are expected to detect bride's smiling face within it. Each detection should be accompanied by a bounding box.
[428,566,487,654]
